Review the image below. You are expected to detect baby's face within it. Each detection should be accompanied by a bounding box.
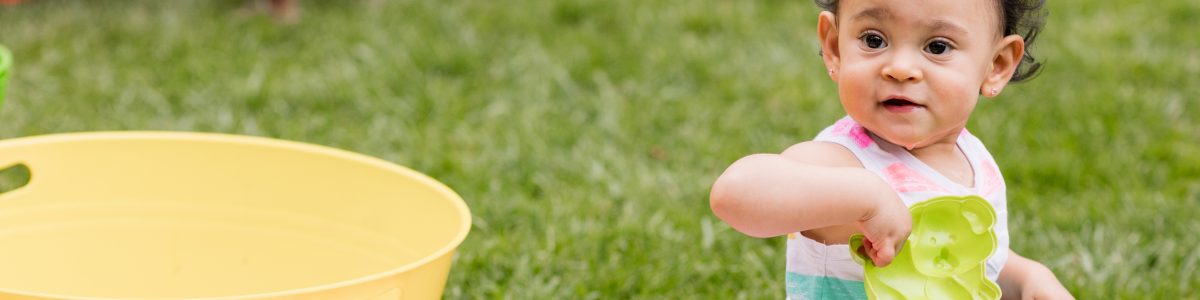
[826,0,1004,149]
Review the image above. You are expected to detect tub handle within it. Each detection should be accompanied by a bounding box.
[0,160,31,198]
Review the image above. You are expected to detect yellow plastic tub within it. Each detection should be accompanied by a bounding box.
[0,132,471,299]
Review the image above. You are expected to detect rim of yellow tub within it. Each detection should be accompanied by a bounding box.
[0,131,473,300]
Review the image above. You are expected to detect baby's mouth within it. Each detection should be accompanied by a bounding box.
[881,97,925,112]
[883,98,922,107]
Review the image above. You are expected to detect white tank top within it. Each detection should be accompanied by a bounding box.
[784,116,1009,300]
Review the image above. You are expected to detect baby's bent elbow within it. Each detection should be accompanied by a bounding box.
[709,171,740,222]
[709,156,756,215]
[710,154,776,238]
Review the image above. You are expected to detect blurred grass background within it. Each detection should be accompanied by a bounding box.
[1,0,1197,298]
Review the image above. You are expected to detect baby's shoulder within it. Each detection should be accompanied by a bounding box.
[780,141,864,169]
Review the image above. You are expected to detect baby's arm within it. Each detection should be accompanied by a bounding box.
[710,141,911,266]
[998,250,1074,300]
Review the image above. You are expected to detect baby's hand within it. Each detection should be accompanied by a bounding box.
[856,192,911,267]
[1015,265,1074,300]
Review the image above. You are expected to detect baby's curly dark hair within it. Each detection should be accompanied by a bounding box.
[815,0,1046,82]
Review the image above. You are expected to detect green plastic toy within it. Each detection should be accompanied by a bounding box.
[850,195,1001,300]
[0,44,10,106]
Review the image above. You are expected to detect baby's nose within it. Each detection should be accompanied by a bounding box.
[881,53,923,82]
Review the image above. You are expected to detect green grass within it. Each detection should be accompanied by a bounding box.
[1,0,1198,298]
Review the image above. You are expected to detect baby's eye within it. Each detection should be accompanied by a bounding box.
[925,40,953,55]
[860,32,887,49]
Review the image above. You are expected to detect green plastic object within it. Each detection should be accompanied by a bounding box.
[0,44,9,106]
[850,195,1001,300]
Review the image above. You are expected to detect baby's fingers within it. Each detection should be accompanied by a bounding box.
[866,237,901,267]
[871,241,894,267]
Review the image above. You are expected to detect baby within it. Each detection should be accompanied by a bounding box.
[709,0,1073,299]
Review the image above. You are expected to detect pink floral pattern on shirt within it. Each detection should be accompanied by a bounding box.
[884,163,949,193]
[831,117,874,149]
[979,159,1003,196]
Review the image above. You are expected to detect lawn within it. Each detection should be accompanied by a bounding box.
[1,0,1198,298]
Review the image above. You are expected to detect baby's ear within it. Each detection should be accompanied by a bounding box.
[817,11,840,81]
[981,35,1025,97]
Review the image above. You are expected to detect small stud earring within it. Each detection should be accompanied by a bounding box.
[828,69,835,75]
[991,88,999,96]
